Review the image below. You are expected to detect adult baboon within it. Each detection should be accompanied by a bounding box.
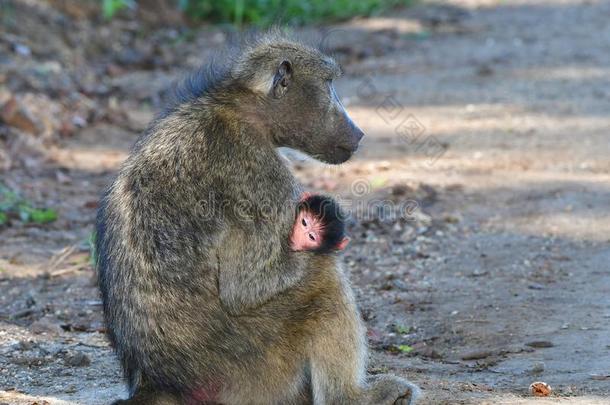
[96,34,419,404]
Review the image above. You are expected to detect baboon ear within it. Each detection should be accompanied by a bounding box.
[272,60,292,99]
[337,236,350,251]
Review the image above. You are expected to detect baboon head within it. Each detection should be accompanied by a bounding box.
[236,38,365,164]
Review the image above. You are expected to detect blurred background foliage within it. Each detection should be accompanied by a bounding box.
[102,0,414,26]
[0,184,58,226]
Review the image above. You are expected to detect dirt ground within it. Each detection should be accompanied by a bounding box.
[1,0,609,404]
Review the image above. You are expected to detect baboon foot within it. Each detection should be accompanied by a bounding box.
[367,374,420,405]
[393,387,417,405]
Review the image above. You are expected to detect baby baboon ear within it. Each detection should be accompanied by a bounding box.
[272,60,292,98]
[337,236,350,251]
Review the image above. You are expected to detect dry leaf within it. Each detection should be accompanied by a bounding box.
[529,381,551,397]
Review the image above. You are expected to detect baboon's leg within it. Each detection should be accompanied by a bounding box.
[217,365,310,405]
[308,283,367,404]
[307,268,419,405]
[112,390,181,405]
[113,377,182,405]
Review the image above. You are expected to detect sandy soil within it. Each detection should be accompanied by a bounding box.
[1,0,609,404]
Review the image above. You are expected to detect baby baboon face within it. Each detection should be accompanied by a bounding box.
[244,42,365,164]
[291,209,324,251]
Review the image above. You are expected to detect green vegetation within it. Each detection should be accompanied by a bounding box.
[386,343,414,354]
[103,0,414,25]
[0,184,58,226]
[103,0,130,19]
[393,324,412,334]
[88,231,98,267]
[397,344,413,353]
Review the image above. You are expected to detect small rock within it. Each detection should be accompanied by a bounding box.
[443,214,460,224]
[0,97,40,134]
[461,350,493,360]
[26,294,36,307]
[64,352,91,367]
[9,308,35,320]
[391,279,409,291]
[476,64,494,77]
[106,63,125,77]
[56,170,72,184]
[530,362,545,374]
[526,340,554,348]
[72,115,87,128]
[380,282,393,291]
[12,43,31,57]
[366,328,383,344]
[415,346,443,359]
[18,340,37,351]
[30,317,62,335]
[83,200,98,209]
[60,322,90,332]
[391,184,412,197]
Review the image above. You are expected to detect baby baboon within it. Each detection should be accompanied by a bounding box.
[290,193,350,253]
[96,33,419,404]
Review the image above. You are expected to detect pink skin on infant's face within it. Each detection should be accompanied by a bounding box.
[290,210,323,251]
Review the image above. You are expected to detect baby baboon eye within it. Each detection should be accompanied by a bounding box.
[302,218,307,226]
[308,233,316,241]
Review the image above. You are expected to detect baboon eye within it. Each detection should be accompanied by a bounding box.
[308,233,316,241]
[301,218,307,226]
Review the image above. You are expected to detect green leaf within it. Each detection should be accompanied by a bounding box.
[103,0,127,19]
[29,208,58,224]
[397,344,413,353]
[371,177,387,189]
[0,183,57,225]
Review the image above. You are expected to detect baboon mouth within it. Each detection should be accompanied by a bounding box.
[330,146,356,164]
[338,145,358,155]
[338,145,355,152]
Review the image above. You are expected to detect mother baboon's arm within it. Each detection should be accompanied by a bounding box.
[215,220,309,315]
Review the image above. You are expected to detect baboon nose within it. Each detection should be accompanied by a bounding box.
[348,118,365,145]
[353,124,364,143]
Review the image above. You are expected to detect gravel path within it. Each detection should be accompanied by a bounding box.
[1,1,609,403]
